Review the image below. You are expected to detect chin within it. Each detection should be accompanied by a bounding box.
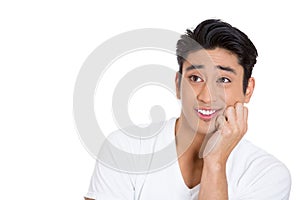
[196,121,217,135]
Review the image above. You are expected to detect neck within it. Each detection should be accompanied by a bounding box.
[175,117,207,160]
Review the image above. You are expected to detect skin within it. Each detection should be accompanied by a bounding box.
[175,47,255,199]
[84,47,255,200]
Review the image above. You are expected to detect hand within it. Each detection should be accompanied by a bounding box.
[203,102,248,164]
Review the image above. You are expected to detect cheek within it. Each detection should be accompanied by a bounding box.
[180,84,200,109]
[224,85,245,105]
[181,86,195,103]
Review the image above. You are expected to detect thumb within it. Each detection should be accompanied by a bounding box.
[203,130,222,158]
[215,114,226,131]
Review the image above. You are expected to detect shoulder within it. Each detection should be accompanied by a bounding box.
[230,139,289,170]
[227,139,291,199]
[104,118,176,153]
[97,118,176,172]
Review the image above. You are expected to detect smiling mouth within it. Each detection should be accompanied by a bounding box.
[195,108,220,120]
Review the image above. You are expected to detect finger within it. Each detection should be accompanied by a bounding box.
[235,102,244,125]
[215,114,232,137]
[215,114,226,130]
[224,106,236,124]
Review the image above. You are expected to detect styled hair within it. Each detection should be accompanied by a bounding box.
[176,19,258,93]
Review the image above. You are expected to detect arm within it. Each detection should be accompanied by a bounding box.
[199,159,228,199]
[198,103,248,200]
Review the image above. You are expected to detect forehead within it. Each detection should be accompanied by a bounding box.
[183,48,243,74]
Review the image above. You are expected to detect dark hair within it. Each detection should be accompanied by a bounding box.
[176,19,258,93]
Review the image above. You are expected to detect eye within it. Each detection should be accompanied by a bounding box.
[189,75,203,83]
[217,77,231,83]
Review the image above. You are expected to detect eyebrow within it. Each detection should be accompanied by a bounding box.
[216,65,237,75]
[185,65,237,75]
[185,65,204,71]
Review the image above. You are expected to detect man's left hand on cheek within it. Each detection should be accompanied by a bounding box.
[203,102,248,164]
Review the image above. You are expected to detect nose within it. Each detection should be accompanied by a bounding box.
[197,83,217,104]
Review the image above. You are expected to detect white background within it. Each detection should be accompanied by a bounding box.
[1,0,299,199]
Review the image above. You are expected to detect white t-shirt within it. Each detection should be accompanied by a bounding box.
[85,118,291,200]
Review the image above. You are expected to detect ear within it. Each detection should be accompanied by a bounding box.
[175,72,181,99]
[244,77,255,103]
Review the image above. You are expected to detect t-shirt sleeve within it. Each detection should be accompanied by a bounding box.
[85,130,142,200]
[231,149,291,200]
[238,163,291,199]
[85,160,135,200]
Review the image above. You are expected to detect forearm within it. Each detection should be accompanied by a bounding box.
[198,160,228,200]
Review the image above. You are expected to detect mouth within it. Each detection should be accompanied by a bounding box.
[195,108,221,121]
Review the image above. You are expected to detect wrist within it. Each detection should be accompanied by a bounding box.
[203,156,227,172]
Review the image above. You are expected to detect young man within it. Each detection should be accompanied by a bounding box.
[85,19,291,199]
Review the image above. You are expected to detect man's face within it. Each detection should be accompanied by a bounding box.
[176,47,254,135]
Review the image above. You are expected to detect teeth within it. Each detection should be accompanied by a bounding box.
[197,109,216,115]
